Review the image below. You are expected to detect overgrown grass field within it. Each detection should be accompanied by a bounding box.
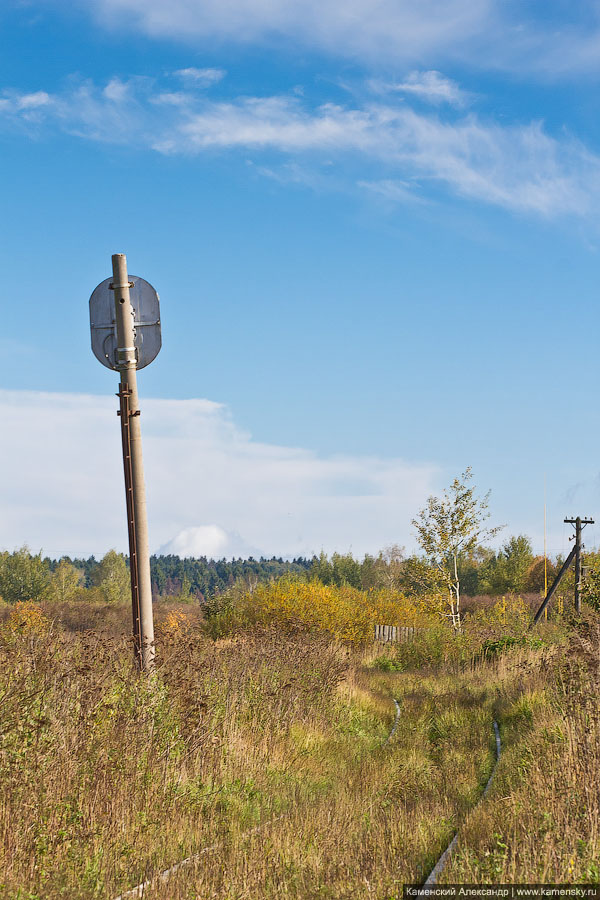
[0,590,598,898]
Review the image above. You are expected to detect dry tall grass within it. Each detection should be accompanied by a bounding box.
[442,620,600,883]
[1,598,597,897]
[0,611,497,899]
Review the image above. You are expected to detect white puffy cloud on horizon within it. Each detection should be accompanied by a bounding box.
[1,74,599,220]
[158,525,262,559]
[0,389,437,560]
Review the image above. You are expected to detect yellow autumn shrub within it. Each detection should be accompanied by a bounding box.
[488,594,531,629]
[7,600,50,634]
[162,610,190,637]
[468,594,532,635]
[235,576,435,644]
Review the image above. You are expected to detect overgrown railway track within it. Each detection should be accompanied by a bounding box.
[113,698,499,899]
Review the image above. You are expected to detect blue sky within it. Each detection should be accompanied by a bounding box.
[2,0,600,559]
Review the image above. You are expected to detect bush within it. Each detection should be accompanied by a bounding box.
[207,575,434,644]
[6,600,50,634]
[372,596,544,672]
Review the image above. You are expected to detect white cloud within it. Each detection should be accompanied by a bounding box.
[159,525,261,559]
[151,91,191,107]
[0,90,53,122]
[0,389,436,559]
[1,75,599,218]
[16,91,51,109]
[171,101,600,217]
[170,97,376,152]
[103,78,129,102]
[174,67,226,85]
[87,0,493,64]
[68,0,600,76]
[380,71,470,107]
[359,179,428,207]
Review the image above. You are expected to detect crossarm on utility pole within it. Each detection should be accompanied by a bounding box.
[532,545,576,626]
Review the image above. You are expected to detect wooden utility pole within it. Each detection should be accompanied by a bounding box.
[564,516,594,614]
[533,545,576,625]
[533,515,594,625]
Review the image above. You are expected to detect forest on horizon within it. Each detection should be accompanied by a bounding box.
[0,534,591,606]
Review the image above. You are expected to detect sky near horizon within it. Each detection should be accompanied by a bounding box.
[1,1,600,560]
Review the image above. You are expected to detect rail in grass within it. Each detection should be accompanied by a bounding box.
[113,695,403,899]
[419,720,502,889]
[113,694,501,898]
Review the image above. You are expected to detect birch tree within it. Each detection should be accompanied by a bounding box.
[0,546,50,604]
[48,559,84,603]
[91,550,130,604]
[412,468,502,628]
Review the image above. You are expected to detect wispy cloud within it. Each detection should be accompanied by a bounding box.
[359,179,429,207]
[158,97,376,153]
[0,389,436,559]
[87,0,492,64]
[375,71,471,107]
[0,89,51,119]
[1,74,599,218]
[174,67,226,85]
[70,0,600,77]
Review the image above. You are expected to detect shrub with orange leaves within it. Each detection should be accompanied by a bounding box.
[7,600,50,634]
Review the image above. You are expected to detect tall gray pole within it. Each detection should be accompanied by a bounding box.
[112,253,155,672]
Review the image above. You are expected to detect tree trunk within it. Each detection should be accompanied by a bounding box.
[452,553,461,631]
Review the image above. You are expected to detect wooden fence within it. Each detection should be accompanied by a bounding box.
[373,624,421,643]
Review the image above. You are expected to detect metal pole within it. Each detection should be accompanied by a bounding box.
[118,384,141,664]
[574,516,582,614]
[112,253,155,672]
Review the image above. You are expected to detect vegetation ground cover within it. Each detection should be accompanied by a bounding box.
[1,586,598,899]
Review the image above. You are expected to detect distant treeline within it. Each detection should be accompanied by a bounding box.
[1,534,596,606]
[148,555,312,600]
[55,553,312,601]
[306,537,556,597]
[0,549,313,605]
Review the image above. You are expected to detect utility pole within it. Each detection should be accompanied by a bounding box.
[564,516,594,614]
[532,514,594,625]
[89,254,162,672]
[112,254,154,670]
